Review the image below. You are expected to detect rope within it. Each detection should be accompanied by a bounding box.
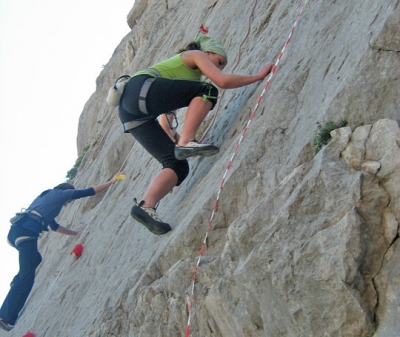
[200,0,258,143]
[185,0,310,335]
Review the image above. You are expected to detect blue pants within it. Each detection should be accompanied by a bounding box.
[0,225,41,325]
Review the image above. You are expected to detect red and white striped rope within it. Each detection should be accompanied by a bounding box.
[185,0,309,335]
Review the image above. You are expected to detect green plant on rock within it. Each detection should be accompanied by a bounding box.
[313,119,347,154]
[66,144,90,181]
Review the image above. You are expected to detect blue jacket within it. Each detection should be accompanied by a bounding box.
[22,188,95,235]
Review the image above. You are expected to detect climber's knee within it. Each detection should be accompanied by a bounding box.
[164,159,189,186]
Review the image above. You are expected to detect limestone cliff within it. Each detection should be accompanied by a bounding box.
[9,0,400,336]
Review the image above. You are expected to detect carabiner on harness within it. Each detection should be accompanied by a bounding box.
[164,111,179,136]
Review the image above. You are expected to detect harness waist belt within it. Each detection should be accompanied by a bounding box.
[15,209,42,217]
[138,77,156,115]
[123,120,150,131]
[11,209,46,230]
[123,76,158,132]
[123,69,161,132]
[30,210,42,218]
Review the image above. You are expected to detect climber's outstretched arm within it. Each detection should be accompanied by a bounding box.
[56,225,78,236]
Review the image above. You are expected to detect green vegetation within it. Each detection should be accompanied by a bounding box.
[66,144,90,181]
[313,119,347,154]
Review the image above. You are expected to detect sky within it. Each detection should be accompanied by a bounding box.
[0,0,134,304]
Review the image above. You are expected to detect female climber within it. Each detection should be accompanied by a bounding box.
[118,33,273,235]
[0,177,119,331]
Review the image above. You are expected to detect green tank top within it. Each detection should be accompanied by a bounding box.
[134,54,202,80]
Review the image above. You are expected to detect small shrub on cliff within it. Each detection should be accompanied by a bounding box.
[314,119,347,154]
[66,144,90,181]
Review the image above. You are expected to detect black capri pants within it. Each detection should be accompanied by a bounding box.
[119,75,219,185]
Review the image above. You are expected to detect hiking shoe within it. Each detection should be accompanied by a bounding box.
[174,140,219,160]
[130,199,171,235]
[0,318,13,331]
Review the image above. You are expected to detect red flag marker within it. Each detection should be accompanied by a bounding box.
[199,24,209,34]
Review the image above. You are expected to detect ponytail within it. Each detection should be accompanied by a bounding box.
[177,42,201,53]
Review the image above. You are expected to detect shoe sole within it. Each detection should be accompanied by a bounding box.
[0,320,13,331]
[130,206,171,235]
[174,145,219,160]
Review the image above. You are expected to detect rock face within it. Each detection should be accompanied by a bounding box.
[10,1,400,336]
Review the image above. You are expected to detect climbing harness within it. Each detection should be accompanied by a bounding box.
[121,68,163,132]
[10,209,46,231]
[185,0,310,336]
